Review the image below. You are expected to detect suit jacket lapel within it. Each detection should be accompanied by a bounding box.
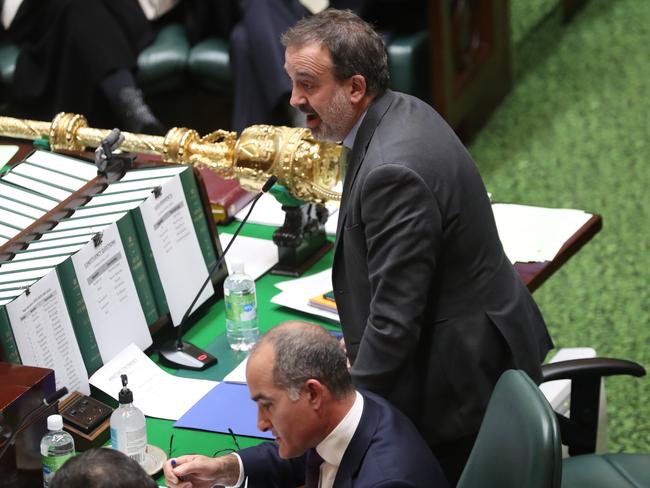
[333,392,380,488]
[334,90,395,248]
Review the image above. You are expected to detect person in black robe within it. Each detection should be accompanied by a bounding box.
[2,0,165,133]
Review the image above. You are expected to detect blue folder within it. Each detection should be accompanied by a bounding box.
[174,381,274,440]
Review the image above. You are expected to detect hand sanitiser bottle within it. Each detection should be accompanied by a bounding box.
[40,414,74,487]
[110,374,147,466]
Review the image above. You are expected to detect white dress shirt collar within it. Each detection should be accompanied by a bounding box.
[315,391,364,487]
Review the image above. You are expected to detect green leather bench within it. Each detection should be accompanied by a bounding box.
[0,23,430,124]
[0,23,191,107]
[186,30,430,102]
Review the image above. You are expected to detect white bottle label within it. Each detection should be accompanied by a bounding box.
[110,425,147,464]
[125,425,147,464]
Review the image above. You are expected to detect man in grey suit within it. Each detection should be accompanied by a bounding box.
[282,9,554,484]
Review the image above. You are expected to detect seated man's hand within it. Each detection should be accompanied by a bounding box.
[163,453,240,488]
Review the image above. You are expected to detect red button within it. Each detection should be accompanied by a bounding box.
[198,354,207,361]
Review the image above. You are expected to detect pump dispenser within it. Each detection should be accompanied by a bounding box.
[110,374,147,465]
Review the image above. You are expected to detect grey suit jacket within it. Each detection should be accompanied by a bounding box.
[332,90,553,447]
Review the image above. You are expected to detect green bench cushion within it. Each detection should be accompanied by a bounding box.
[188,37,232,93]
[136,23,189,95]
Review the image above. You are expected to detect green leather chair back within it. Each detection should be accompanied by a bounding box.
[457,369,562,488]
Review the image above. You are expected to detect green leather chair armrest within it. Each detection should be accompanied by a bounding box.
[539,358,650,487]
[542,357,646,382]
[387,30,430,103]
[0,40,19,92]
[137,23,190,95]
[188,37,232,93]
[542,358,646,455]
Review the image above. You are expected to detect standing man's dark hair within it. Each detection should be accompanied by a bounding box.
[281,9,390,98]
[50,448,157,488]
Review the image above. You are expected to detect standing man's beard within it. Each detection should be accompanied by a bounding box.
[308,89,355,142]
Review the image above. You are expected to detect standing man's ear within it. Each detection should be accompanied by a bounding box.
[349,75,367,103]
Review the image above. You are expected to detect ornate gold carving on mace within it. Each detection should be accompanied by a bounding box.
[0,113,343,203]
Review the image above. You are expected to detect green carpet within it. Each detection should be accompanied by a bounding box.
[470,0,650,452]
[510,0,558,46]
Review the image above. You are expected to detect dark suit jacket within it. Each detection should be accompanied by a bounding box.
[238,390,448,487]
[332,90,553,448]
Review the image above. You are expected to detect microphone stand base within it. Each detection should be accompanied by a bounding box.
[158,341,218,371]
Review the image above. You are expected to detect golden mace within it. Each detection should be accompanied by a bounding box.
[0,113,343,203]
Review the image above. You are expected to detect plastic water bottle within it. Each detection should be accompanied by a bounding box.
[224,261,259,351]
[40,414,74,487]
[110,374,147,466]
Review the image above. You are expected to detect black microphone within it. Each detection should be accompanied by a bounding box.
[158,175,278,370]
[0,387,68,461]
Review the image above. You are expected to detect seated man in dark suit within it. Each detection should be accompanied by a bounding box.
[163,320,448,487]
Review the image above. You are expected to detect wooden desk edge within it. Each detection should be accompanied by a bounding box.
[516,213,603,293]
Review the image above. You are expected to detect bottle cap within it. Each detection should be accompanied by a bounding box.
[47,414,63,431]
[118,374,133,404]
[231,261,244,274]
